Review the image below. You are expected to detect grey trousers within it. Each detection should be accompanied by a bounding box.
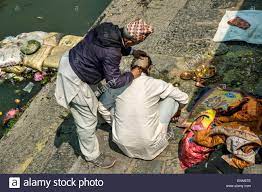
[69,89,100,161]
[159,97,179,129]
[55,52,100,161]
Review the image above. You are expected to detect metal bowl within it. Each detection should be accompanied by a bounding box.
[194,64,217,79]
[180,71,194,80]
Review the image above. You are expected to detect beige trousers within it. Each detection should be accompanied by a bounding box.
[55,52,100,160]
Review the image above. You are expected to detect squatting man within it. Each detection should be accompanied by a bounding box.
[99,56,189,160]
[55,18,188,168]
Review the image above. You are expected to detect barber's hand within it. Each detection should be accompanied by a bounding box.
[131,67,142,79]
[132,49,148,59]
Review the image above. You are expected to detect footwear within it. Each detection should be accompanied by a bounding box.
[166,127,175,141]
[88,153,116,169]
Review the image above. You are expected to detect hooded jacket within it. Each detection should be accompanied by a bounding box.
[69,22,134,88]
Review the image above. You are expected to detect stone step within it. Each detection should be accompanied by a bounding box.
[0,80,69,173]
[41,142,78,173]
[68,127,134,174]
[68,124,184,174]
[144,0,239,57]
[25,115,79,173]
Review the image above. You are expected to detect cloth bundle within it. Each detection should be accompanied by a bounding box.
[194,97,262,169]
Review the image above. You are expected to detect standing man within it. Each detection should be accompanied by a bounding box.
[55,19,153,168]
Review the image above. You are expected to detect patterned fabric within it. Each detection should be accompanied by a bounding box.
[193,96,262,169]
[225,136,256,163]
[126,19,153,42]
[189,87,244,121]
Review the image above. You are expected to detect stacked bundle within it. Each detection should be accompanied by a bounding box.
[179,88,262,173]
[0,31,83,81]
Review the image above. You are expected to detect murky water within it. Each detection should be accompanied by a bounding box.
[0,0,111,134]
[0,0,111,39]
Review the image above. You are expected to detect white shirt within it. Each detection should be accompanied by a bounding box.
[100,73,189,160]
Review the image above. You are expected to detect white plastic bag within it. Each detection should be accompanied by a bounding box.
[0,36,18,47]
[16,31,48,45]
[23,82,35,93]
[0,45,23,68]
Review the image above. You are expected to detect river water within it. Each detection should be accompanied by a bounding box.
[0,0,111,134]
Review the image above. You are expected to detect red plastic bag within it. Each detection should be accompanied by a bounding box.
[178,110,216,169]
[179,131,212,169]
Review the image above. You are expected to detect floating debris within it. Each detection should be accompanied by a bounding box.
[36,16,44,20]
[14,89,21,94]
[13,75,24,82]
[34,71,47,81]
[14,5,21,12]
[14,99,21,104]
[74,5,79,12]
[23,82,34,93]
[3,108,19,125]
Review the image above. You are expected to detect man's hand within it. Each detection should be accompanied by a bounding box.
[131,67,142,79]
[132,49,148,59]
[171,109,182,122]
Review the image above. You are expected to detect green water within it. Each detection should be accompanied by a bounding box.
[0,0,111,134]
[0,0,111,39]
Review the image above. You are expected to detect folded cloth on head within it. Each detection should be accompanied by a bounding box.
[125,18,153,42]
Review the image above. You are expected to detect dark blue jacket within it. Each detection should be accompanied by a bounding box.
[69,22,134,88]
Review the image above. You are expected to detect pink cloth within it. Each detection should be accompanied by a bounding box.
[3,108,19,124]
[34,71,47,81]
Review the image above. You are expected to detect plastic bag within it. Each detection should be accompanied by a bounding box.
[43,55,61,69]
[50,45,70,55]
[43,32,64,47]
[179,131,212,169]
[13,75,24,82]
[0,45,23,67]
[23,82,34,93]
[1,65,27,74]
[178,110,216,169]
[58,35,83,47]
[16,31,48,45]
[0,36,18,47]
[23,45,53,71]
[43,46,69,68]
